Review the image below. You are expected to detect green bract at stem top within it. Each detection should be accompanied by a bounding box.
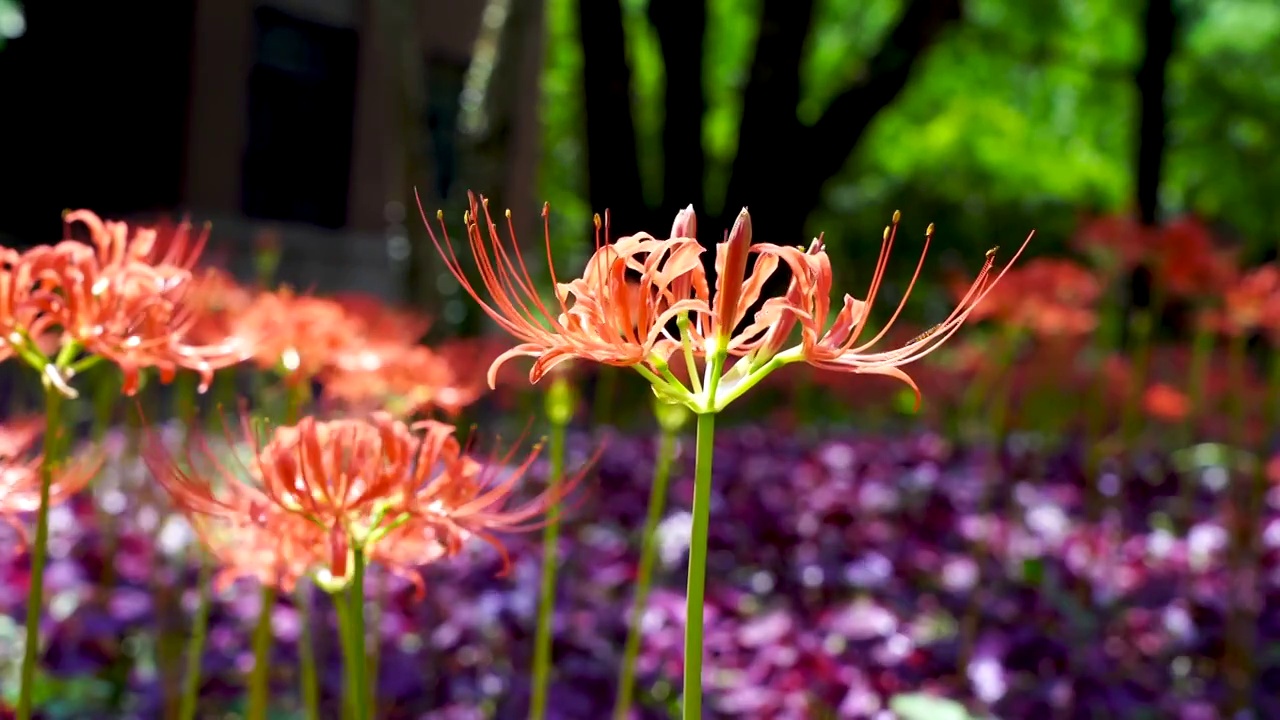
[637,318,804,415]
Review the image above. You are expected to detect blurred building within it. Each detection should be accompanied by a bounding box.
[0,0,543,299]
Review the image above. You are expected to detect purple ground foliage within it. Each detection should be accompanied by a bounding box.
[2,423,1278,718]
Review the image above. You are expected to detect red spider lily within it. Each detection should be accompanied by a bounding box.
[227,287,367,382]
[0,416,100,547]
[423,191,1031,410]
[1215,264,1280,337]
[195,508,326,593]
[1157,217,1238,299]
[0,211,248,394]
[421,192,710,387]
[328,291,433,345]
[146,412,576,591]
[1143,383,1190,423]
[322,341,486,417]
[1073,212,1236,299]
[182,267,254,346]
[748,215,1033,405]
[959,257,1101,338]
[1072,213,1154,274]
[0,248,57,366]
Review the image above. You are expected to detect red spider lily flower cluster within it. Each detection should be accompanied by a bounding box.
[422,191,1032,412]
[0,211,249,396]
[1073,213,1237,299]
[217,284,484,417]
[0,416,99,545]
[1214,264,1280,338]
[959,258,1102,338]
[145,412,571,596]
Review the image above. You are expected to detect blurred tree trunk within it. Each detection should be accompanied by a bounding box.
[459,0,546,232]
[1134,0,1174,228]
[383,0,544,332]
[1125,0,1175,319]
[372,0,433,306]
[724,0,960,243]
[575,0,960,247]
[650,0,706,216]
[576,0,650,237]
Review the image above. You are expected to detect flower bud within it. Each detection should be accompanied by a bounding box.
[544,375,577,426]
[653,395,692,433]
[712,209,752,345]
[670,205,697,239]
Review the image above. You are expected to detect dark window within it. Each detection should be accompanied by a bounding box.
[241,6,358,230]
[0,0,196,244]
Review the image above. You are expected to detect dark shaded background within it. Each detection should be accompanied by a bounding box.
[0,0,1275,319]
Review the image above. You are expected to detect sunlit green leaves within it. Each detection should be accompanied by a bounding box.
[702,0,759,213]
[1166,0,1280,247]
[620,0,665,208]
[798,0,899,125]
[539,0,1280,267]
[539,0,592,259]
[0,0,23,50]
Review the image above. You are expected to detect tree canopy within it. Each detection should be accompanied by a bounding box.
[538,0,1280,270]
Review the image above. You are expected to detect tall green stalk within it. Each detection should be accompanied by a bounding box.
[1118,283,1164,448]
[1222,331,1251,713]
[297,581,321,720]
[1174,319,1214,529]
[245,585,278,720]
[247,382,305,720]
[336,551,371,718]
[16,386,63,720]
[613,401,687,719]
[367,572,387,714]
[178,555,214,720]
[957,329,1019,675]
[592,366,619,425]
[682,412,716,720]
[529,376,573,720]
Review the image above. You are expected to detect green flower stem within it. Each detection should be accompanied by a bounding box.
[592,366,619,425]
[1175,320,1214,529]
[174,370,199,426]
[1119,288,1162,446]
[178,555,214,720]
[956,325,1020,676]
[1223,331,1252,713]
[297,581,321,720]
[277,384,322,719]
[335,589,358,720]
[350,551,371,716]
[682,411,716,720]
[245,584,278,720]
[529,408,569,720]
[246,383,305,720]
[613,408,683,720]
[91,368,121,594]
[210,369,238,431]
[16,385,63,720]
[91,365,119,441]
[367,571,387,715]
[335,551,371,718]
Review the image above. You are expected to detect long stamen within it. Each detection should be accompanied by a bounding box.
[848,222,934,353]
[479,199,564,333]
[538,204,572,320]
[845,231,1034,368]
[845,213,900,348]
